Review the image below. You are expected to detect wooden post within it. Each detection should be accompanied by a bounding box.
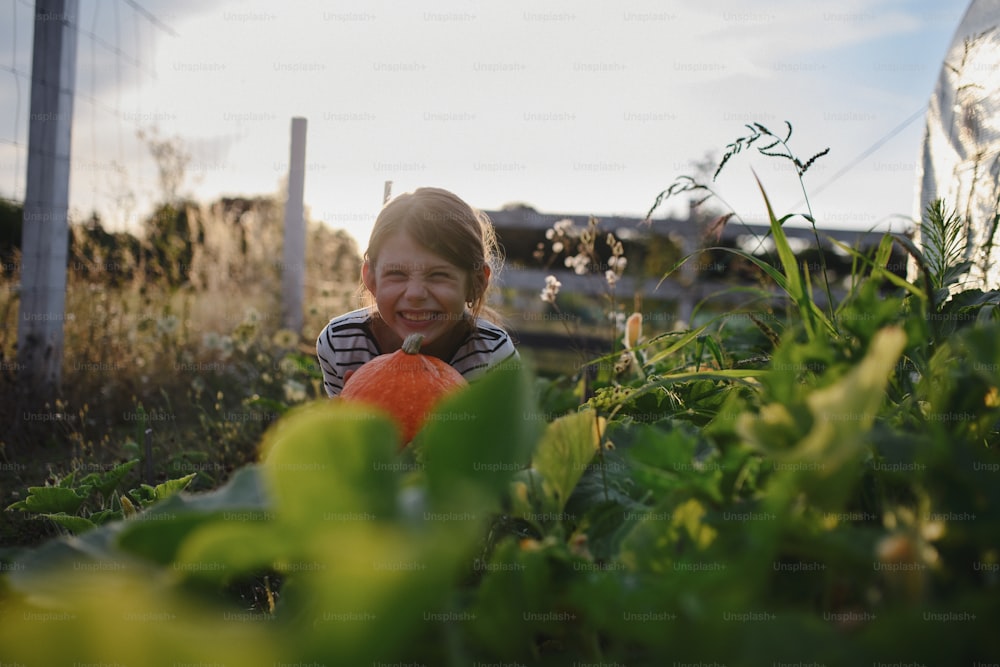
[282,117,307,334]
[17,0,79,399]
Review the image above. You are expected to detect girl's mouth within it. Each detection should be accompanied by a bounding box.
[399,311,440,322]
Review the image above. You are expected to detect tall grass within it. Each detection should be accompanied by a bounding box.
[0,195,361,547]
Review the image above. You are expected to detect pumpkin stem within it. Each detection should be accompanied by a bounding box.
[401,333,425,354]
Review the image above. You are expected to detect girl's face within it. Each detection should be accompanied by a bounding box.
[363,231,484,351]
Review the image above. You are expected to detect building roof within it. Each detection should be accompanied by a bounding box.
[483,206,897,248]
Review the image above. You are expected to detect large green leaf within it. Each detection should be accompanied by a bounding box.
[740,326,908,510]
[0,567,279,666]
[530,409,603,513]
[7,486,90,514]
[151,473,197,500]
[77,459,139,501]
[626,423,726,504]
[6,466,270,582]
[177,398,497,663]
[260,399,401,524]
[6,519,140,598]
[117,465,270,566]
[40,513,97,535]
[420,360,541,516]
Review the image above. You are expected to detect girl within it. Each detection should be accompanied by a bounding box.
[316,187,518,396]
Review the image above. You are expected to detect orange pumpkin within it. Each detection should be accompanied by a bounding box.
[340,333,468,444]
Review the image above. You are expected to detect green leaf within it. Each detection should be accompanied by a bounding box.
[176,521,288,579]
[131,484,158,504]
[699,245,836,338]
[739,326,908,510]
[618,497,718,573]
[828,235,925,301]
[117,465,270,565]
[88,509,124,526]
[78,459,139,501]
[530,409,603,512]
[57,470,78,488]
[260,399,400,525]
[152,473,197,501]
[8,486,90,515]
[41,513,97,535]
[643,324,709,368]
[5,520,137,597]
[920,198,968,290]
[625,423,725,504]
[421,360,541,516]
[246,395,289,416]
[754,172,816,339]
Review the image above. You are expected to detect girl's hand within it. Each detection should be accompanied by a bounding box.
[344,369,355,384]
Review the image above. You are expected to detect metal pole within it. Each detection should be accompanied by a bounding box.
[281,117,307,334]
[17,0,79,399]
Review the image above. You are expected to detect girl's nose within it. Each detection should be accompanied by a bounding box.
[405,278,428,299]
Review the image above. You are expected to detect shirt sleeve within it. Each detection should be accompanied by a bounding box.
[316,324,346,397]
[315,309,380,397]
[450,319,520,382]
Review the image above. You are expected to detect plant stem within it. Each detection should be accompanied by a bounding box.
[795,171,835,319]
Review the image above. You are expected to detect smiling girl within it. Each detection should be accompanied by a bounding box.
[316,187,518,396]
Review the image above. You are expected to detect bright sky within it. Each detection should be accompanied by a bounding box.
[0,0,972,251]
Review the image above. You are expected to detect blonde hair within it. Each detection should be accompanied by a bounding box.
[361,187,505,325]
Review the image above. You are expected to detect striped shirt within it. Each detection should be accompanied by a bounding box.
[316,307,519,396]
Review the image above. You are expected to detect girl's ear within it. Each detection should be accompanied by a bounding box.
[362,260,376,293]
[469,263,491,302]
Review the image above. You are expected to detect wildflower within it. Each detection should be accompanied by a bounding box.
[283,379,307,403]
[540,275,562,303]
[617,312,645,381]
[613,350,632,374]
[157,315,180,336]
[202,331,222,351]
[607,255,627,270]
[272,329,299,349]
[624,312,642,350]
[605,270,618,287]
[231,322,255,353]
[565,253,590,275]
[218,336,234,359]
[553,218,575,235]
[278,356,300,375]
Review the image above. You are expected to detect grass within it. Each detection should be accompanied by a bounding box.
[0,195,360,550]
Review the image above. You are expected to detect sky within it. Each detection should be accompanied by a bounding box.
[0,0,973,251]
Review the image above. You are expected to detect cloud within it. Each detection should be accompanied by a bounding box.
[0,0,972,247]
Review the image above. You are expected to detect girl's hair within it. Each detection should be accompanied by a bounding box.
[361,187,505,325]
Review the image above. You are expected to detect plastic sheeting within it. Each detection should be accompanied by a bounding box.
[915,0,1000,290]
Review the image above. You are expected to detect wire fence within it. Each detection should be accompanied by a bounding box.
[0,0,176,229]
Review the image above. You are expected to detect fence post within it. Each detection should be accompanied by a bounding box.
[17,0,79,400]
[282,117,307,335]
